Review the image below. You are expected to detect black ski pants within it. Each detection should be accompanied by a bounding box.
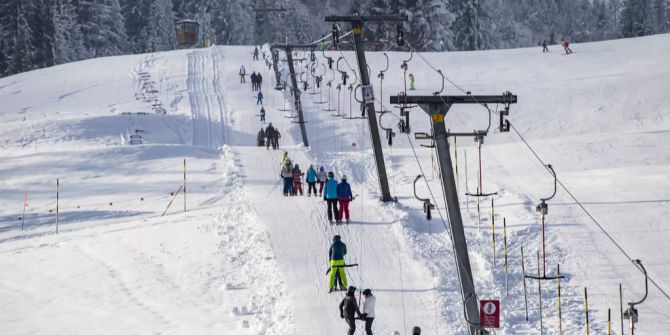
[326,199,339,222]
[345,317,356,335]
[365,318,374,335]
[307,182,317,195]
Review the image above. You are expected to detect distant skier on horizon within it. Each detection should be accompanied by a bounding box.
[561,38,573,54]
[541,40,549,53]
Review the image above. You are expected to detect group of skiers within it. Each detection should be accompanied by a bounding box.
[276,152,354,223]
[539,38,574,54]
[251,72,263,92]
[258,122,281,149]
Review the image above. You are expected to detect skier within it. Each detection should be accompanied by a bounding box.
[412,326,422,335]
[239,65,246,83]
[408,73,415,90]
[258,73,263,90]
[305,165,318,196]
[257,91,264,105]
[337,175,353,224]
[317,167,327,196]
[256,128,265,147]
[329,235,348,292]
[259,106,266,123]
[323,172,340,223]
[339,286,362,335]
[274,129,281,149]
[265,123,276,150]
[361,289,376,335]
[280,151,289,166]
[561,38,573,54]
[253,46,259,60]
[292,164,304,196]
[251,72,258,91]
[541,39,549,53]
[281,160,294,196]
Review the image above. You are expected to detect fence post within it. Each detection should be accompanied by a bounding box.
[538,251,543,335]
[607,308,611,335]
[584,287,590,335]
[558,264,563,334]
[619,283,625,335]
[521,246,529,321]
[22,192,28,230]
[503,218,508,296]
[492,197,496,266]
[56,178,60,234]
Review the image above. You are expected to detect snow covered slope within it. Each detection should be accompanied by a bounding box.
[1,34,669,334]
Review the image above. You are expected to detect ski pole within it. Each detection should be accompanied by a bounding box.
[266,178,283,197]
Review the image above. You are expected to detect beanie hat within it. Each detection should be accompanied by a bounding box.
[347,286,356,296]
[328,171,334,177]
[333,235,341,241]
[341,174,347,180]
[362,289,371,296]
[320,166,325,171]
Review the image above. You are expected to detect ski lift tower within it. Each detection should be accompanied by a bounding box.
[270,43,318,147]
[325,14,407,202]
[391,93,517,335]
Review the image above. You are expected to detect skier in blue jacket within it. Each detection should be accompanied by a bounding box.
[323,172,340,223]
[306,165,318,196]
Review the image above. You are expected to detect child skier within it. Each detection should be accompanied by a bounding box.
[336,175,353,224]
[306,165,318,196]
[257,91,264,105]
[292,164,304,196]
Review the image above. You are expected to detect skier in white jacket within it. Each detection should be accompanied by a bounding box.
[361,289,376,335]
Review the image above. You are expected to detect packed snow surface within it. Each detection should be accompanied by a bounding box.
[1,34,669,334]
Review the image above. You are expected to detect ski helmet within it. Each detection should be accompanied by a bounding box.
[341,174,347,180]
[362,289,371,296]
[333,235,341,241]
[328,171,334,178]
[347,286,356,294]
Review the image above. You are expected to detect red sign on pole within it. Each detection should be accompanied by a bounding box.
[480,300,500,328]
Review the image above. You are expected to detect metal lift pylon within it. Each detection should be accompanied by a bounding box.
[391,93,517,335]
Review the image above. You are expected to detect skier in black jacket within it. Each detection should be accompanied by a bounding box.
[339,286,362,335]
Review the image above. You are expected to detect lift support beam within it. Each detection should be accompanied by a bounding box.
[325,15,407,202]
[391,93,517,335]
[271,44,319,147]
